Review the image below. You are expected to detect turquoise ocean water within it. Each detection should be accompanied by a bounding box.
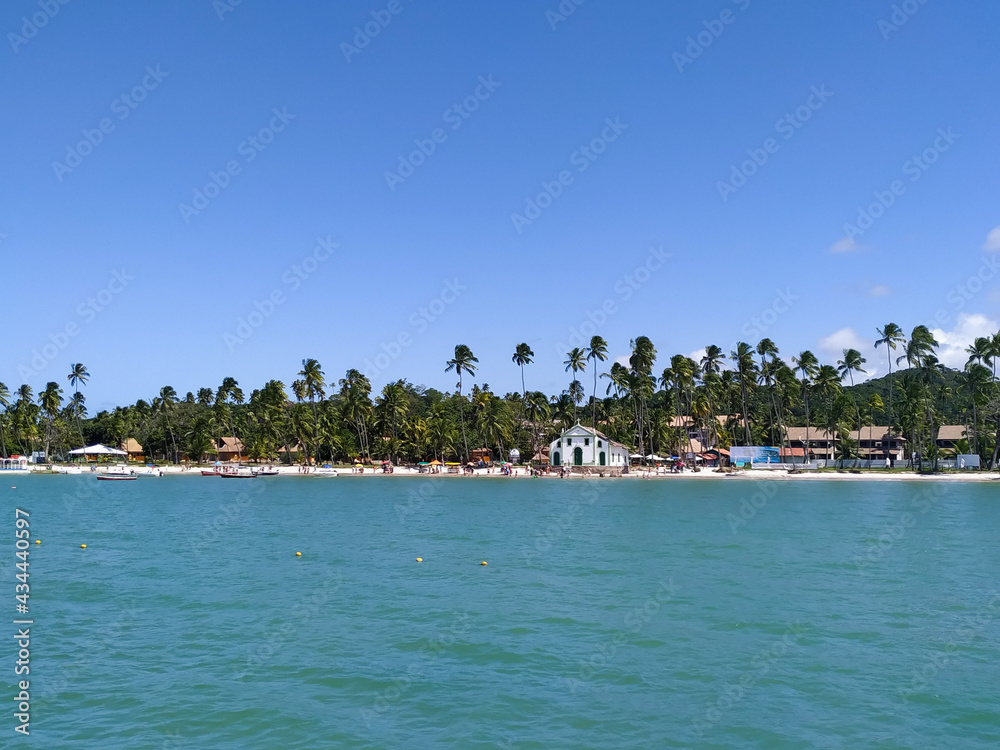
[4,474,1000,748]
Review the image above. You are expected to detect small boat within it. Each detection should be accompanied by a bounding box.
[257,465,280,476]
[55,466,83,475]
[313,464,338,477]
[98,464,137,481]
[201,462,224,476]
[219,465,258,479]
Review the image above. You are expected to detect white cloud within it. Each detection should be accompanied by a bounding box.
[613,355,630,367]
[830,237,859,253]
[930,312,998,369]
[818,327,869,359]
[868,284,891,297]
[984,226,1000,252]
[687,348,706,365]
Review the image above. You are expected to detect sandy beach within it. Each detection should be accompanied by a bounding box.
[26,465,1000,482]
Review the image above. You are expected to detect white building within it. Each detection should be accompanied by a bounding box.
[549,424,629,468]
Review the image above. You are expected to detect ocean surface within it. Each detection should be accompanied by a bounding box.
[5,473,1000,748]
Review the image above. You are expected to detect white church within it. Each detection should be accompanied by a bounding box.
[550,424,629,468]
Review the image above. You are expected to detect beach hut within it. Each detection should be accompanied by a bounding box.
[217,437,245,462]
[120,438,144,460]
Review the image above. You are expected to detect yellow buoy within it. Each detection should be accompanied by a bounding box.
[416,557,423,562]
[34,540,40,545]
[481,561,488,566]
[80,544,87,549]
[295,551,302,557]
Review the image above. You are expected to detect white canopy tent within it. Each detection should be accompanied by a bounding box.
[68,444,128,456]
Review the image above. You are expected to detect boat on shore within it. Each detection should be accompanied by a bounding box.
[97,473,138,481]
[257,465,280,476]
[219,465,258,479]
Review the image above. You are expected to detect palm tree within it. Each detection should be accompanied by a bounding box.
[67,363,89,447]
[511,343,534,454]
[629,336,657,455]
[700,345,724,449]
[298,358,326,464]
[874,324,906,430]
[158,385,180,463]
[792,351,819,462]
[39,382,63,460]
[755,339,784,453]
[897,326,939,465]
[445,344,479,462]
[523,390,550,461]
[587,336,608,434]
[564,347,587,424]
[837,349,867,466]
[730,343,757,445]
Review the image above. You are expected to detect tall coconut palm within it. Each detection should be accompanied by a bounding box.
[38,382,63,460]
[158,385,180,463]
[874,324,906,431]
[755,339,785,453]
[511,343,534,452]
[298,358,326,464]
[837,348,867,466]
[587,336,608,434]
[445,344,478,462]
[629,336,657,455]
[67,363,89,447]
[563,347,587,424]
[729,343,757,446]
[700,345,724,448]
[897,326,939,467]
[792,350,819,462]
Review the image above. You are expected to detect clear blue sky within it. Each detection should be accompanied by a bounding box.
[3,0,999,411]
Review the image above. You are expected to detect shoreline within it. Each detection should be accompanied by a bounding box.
[12,465,1000,482]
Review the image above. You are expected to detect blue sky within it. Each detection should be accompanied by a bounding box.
[2,0,999,411]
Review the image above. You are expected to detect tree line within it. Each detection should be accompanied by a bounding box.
[1,323,998,466]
